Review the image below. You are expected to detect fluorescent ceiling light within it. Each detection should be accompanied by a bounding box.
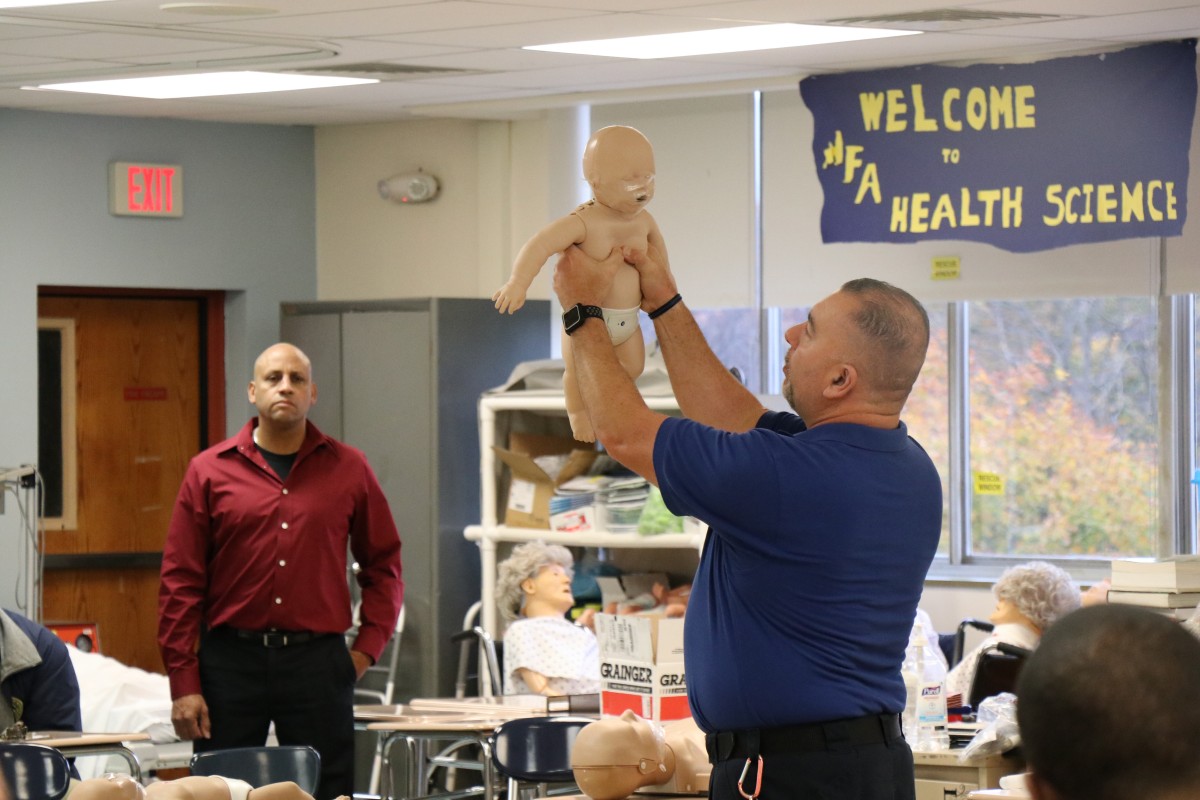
[0,0,110,6]
[525,22,920,59]
[27,71,377,99]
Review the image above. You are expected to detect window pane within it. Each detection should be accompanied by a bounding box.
[968,296,1157,558]
[903,306,951,555]
[645,308,762,388]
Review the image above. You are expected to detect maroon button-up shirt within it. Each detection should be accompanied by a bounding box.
[158,419,404,699]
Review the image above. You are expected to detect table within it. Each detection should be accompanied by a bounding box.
[912,748,1025,799]
[26,731,151,782]
[366,713,510,800]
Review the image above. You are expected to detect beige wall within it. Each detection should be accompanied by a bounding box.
[311,79,1198,621]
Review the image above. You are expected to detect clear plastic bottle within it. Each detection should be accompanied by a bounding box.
[901,633,923,742]
[914,644,949,750]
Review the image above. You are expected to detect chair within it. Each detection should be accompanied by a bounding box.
[951,618,995,667]
[188,745,321,795]
[0,742,73,800]
[355,603,406,706]
[967,643,1032,708]
[453,601,503,699]
[357,604,406,796]
[490,716,593,800]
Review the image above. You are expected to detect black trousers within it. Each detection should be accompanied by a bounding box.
[706,715,915,800]
[196,629,356,800]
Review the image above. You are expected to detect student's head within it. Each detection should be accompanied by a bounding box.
[248,343,317,429]
[782,278,929,418]
[1017,604,1200,800]
[582,126,656,217]
[991,561,1080,633]
[496,540,576,623]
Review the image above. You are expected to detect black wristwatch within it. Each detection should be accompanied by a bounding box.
[562,303,604,335]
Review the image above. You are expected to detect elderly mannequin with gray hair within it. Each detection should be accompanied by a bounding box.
[945,560,1081,701]
[496,541,600,696]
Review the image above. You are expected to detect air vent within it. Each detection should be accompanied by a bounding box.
[289,62,474,78]
[830,9,1064,28]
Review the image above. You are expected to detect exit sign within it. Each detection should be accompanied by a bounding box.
[109,162,183,217]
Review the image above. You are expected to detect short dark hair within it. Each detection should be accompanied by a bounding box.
[840,278,930,395]
[1017,604,1200,800]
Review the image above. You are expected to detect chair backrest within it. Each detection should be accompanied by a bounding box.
[967,645,1030,708]
[355,603,407,705]
[452,620,503,698]
[491,715,594,784]
[189,745,320,794]
[952,618,995,667]
[0,742,73,800]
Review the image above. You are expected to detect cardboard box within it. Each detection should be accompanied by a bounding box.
[594,612,688,721]
[493,432,596,529]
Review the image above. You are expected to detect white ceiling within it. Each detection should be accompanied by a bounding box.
[1,0,1198,125]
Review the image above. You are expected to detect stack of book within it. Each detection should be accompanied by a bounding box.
[1107,556,1200,619]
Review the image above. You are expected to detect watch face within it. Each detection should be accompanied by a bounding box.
[563,304,602,334]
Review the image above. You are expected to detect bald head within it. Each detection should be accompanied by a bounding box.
[248,342,317,437]
[839,278,930,405]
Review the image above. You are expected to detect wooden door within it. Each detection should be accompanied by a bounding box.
[38,291,221,671]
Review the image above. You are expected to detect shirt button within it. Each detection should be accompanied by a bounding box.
[281,522,289,529]
[282,489,288,495]
[275,597,282,605]
[278,560,286,567]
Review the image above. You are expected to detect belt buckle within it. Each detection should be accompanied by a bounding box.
[262,631,287,648]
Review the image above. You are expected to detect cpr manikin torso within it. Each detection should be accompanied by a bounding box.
[571,711,710,800]
[68,774,344,800]
[492,125,664,441]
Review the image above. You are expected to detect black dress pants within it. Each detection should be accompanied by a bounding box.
[196,629,356,800]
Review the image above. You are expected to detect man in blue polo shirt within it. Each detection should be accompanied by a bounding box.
[553,241,941,800]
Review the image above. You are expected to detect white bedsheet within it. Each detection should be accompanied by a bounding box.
[67,645,185,778]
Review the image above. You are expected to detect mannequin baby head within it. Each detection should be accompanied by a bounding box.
[582,126,656,218]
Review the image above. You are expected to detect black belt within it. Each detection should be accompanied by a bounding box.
[705,713,903,761]
[216,627,325,648]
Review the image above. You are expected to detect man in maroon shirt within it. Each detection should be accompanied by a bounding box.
[158,343,403,799]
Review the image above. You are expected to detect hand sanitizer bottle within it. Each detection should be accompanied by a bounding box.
[901,631,923,742]
[915,675,950,750]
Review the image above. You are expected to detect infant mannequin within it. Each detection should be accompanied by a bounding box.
[497,541,600,696]
[68,773,346,800]
[492,125,665,442]
[571,711,709,800]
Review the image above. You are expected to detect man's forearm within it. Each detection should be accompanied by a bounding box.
[568,318,662,483]
[651,301,766,433]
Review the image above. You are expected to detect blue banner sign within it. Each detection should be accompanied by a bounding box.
[799,41,1197,252]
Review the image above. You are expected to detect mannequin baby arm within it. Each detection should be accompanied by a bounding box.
[495,214,587,314]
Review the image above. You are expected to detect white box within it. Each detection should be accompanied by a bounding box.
[594,613,688,721]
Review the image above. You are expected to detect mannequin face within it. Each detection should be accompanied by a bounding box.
[521,563,575,615]
[583,126,656,216]
[990,597,1031,627]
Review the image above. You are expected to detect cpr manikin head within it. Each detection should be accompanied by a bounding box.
[582,126,655,217]
[572,711,673,800]
[70,774,148,800]
[496,540,576,625]
[571,711,710,800]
